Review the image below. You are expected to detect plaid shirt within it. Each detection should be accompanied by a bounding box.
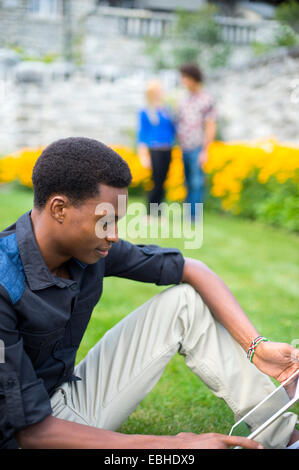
[177,89,217,151]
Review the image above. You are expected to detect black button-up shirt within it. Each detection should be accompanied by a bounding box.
[0,211,185,448]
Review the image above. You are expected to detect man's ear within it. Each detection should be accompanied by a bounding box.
[49,196,69,224]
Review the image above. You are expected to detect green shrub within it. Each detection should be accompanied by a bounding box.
[207,170,299,233]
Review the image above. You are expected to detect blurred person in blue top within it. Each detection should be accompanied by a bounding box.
[137,80,176,213]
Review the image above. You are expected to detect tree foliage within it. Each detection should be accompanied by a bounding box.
[144,5,231,71]
[275,0,299,34]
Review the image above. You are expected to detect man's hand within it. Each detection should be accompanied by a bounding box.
[182,258,299,386]
[138,145,152,169]
[253,341,299,384]
[173,432,263,449]
[197,148,208,167]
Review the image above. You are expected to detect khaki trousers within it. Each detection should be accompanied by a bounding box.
[50,283,297,448]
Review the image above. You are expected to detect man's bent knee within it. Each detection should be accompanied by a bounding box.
[158,282,206,323]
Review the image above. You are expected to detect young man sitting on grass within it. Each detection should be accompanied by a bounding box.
[0,137,298,449]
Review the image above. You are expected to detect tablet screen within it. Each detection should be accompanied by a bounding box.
[230,371,299,438]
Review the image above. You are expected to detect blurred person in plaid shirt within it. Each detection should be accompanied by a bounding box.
[177,63,217,219]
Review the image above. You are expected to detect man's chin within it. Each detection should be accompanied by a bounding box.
[74,248,109,265]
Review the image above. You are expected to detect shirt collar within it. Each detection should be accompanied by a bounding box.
[16,211,86,291]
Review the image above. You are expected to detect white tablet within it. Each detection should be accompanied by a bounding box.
[229,369,299,442]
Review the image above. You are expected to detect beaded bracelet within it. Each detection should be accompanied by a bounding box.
[247,336,269,363]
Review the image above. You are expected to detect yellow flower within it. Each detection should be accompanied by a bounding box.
[0,155,18,183]
[0,144,187,202]
[112,145,186,201]
[205,139,299,213]
[2,139,298,212]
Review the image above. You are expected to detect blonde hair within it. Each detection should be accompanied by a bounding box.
[145,80,163,105]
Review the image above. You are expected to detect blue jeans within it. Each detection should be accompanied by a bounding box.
[182,146,205,218]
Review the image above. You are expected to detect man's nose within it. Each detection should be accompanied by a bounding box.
[106,223,119,244]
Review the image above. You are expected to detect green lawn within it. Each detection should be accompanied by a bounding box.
[0,183,298,437]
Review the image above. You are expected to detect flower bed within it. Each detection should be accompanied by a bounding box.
[0,145,187,202]
[1,138,298,231]
[204,138,299,231]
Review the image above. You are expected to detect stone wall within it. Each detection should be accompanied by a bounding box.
[0,10,299,156]
[0,0,61,55]
[0,0,95,56]
[0,62,159,154]
[208,48,299,144]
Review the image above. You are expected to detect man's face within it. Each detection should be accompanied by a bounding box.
[181,74,198,92]
[56,184,128,264]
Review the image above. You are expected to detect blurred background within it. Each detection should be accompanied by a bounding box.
[0,0,299,150]
[0,0,298,436]
[0,0,299,232]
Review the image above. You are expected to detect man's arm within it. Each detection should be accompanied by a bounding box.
[182,257,299,383]
[15,252,268,450]
[198,119,217,166]
[138,144,152,169]
[204,119,217,148]
[16,415,262,449]
[137,110,152,169]
[0,286,52,449]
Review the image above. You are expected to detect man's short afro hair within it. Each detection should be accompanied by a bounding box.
[32,137,132,208]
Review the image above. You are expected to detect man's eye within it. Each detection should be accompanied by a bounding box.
[103,220,115,229]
